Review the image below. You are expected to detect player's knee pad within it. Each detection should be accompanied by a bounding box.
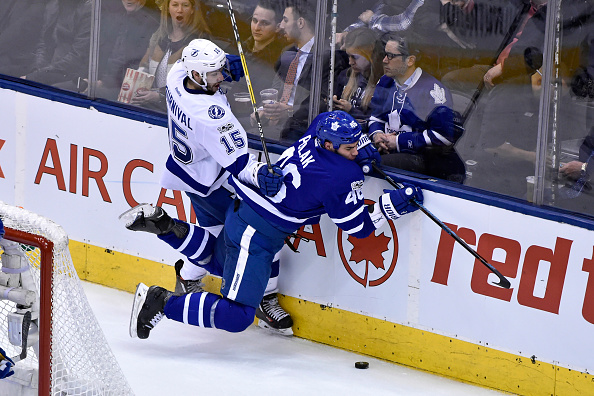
[159,222,216,264]
[213,299,256,333]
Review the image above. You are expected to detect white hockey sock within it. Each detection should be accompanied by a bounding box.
[180,262,208,281]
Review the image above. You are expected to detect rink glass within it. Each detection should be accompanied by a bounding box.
[8,0,594,219]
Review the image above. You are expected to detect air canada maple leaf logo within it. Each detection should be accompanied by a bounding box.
[338,199,399,287]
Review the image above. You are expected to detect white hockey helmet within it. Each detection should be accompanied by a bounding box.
[182,39,227,88]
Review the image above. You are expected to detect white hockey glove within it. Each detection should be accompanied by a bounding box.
[379,185,423,220]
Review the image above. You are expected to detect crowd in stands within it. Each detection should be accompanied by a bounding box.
[1,0,593,213]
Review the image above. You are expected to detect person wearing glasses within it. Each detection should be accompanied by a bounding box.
[367,33,465,183]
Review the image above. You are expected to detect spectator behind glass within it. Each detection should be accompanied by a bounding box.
[21,0,92,92]
[369,33,465,182]
[131,0,211,111]
[246,0,286,64]
[332,28,384,129]
[226,0,287,120]
[93,0,160,101]
[0,0,45,77]
[255,0,346,143]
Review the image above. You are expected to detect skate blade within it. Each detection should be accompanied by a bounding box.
[257,319,294,336]
[118,203,155,228]
[129,283,149,338]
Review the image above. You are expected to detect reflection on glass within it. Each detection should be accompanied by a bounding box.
[95,0,160,102]
[0,0,45,78]
[21,0,92,93]
[547,1,594,216]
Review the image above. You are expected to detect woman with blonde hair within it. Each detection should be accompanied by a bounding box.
[131,0,211,110]
[332,28,384,128]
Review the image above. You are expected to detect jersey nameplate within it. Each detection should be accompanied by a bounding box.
[166,88,192,130]
[297,135,315,169]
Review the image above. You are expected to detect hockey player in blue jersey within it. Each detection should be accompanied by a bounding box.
[368,34,465,182]
[126,110,423,339]
[120,38,293,334]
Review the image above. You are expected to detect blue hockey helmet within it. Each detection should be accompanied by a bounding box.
[315,111,362,150]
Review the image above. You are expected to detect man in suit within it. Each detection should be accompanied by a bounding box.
[255,0,344,142]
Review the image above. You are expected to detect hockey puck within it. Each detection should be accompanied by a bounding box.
[354,361,369,369]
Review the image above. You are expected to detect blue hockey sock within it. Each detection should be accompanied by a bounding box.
[164,293,256,333]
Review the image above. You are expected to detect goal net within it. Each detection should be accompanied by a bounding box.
[0,202,134,395]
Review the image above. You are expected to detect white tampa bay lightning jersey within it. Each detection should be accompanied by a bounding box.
[230,126,377,239]
[160,60,257,197]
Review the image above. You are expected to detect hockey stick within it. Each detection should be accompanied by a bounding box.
[225,0,272,169]
[371,163,511,289]
[11,310,31,362]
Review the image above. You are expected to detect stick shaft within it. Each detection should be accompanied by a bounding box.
[372,164,510,289]
[225,0,272,169]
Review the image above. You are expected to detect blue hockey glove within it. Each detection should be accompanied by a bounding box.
[0,347,14,379]
[354,134,381,174]
[225,54,244,82]
[379,185,423,220]
[257,165,284,197]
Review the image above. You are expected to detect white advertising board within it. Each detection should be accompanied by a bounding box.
[1,89,592,373]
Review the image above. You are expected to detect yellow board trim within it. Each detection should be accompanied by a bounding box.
[70,240,592,395]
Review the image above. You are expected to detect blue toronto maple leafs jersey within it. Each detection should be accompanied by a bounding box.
[230,122,376,238]
[369,68,459,153]
[368,69,453,136]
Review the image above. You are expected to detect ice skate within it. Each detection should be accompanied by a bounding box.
[174,259,206,295]
[129,283,172,339]
[119,204,188,238]
[255,293,293,336]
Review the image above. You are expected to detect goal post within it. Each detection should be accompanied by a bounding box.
[0,202,134,395]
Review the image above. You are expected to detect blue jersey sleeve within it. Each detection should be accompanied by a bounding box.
[320,165,376,239]
[368,76,395,136]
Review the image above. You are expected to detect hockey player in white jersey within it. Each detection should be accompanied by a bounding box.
[127,111,424,339]
[122,38,293,334]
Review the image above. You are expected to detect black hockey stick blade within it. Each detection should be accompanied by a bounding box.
[11,310,32,362]
[372,163,511,289]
